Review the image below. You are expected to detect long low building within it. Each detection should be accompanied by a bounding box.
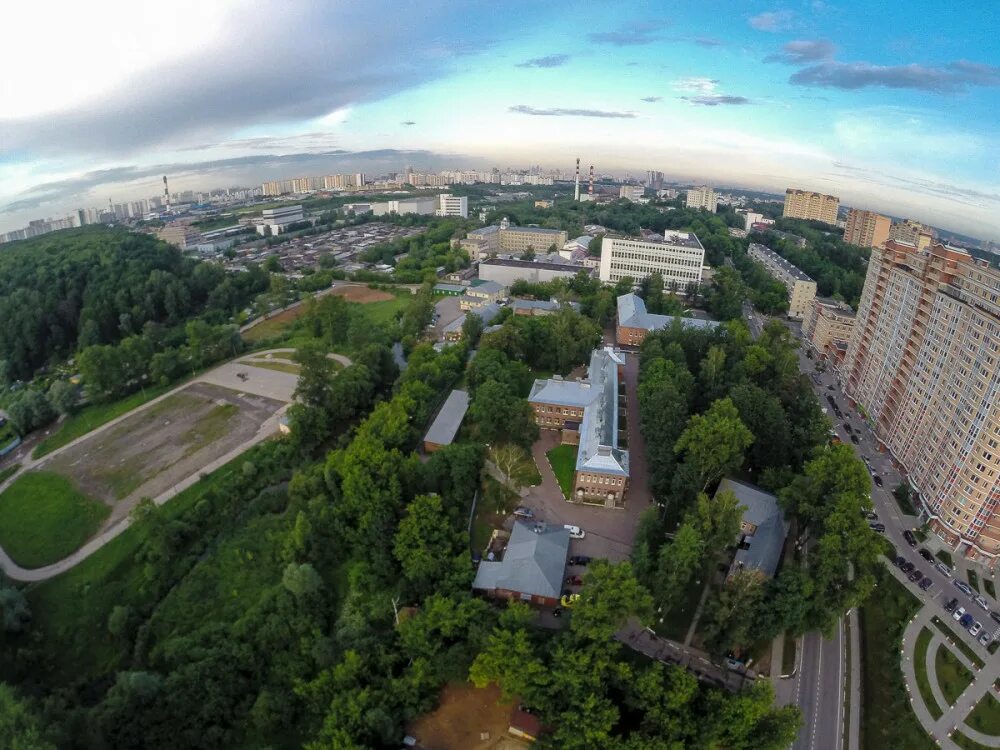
[747,243,817,319]
[423,389,470,452]
[616,293,719,346]
[528,346,629,508]
[478,257,588,285]
[443,302,503,341]
[598,231,705,289]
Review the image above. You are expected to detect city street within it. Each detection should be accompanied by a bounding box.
[791,626,846,750]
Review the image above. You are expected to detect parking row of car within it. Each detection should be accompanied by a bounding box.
[893,556,934,590]
[945,597,996,646]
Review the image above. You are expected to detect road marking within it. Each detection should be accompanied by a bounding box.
[810,635,823,750]
[837,619,845,750]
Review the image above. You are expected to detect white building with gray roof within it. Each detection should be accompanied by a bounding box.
[616,293,719,346]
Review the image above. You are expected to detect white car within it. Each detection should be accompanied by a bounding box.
[936,562,953,578]
[563,525,586,539]
[980,631,992,647]
[974,595,990,612]
[970,621,983,637]
[954,606,967,622]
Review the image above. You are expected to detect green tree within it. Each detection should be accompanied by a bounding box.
[674,398,754,491]
[0,683,55,750]
[692,489,743,554]
[46,380,78,416]
[0,587,31,632]
[571,560,653,642]
[700,568,766,653]
[107,605,133,640]
[469,621,549,707]
[462,311,484,345]
[393,494,470,597]
[652,522,704,614]
[468,380,538,449]
[707,265,746,321]
[282,562,324,598]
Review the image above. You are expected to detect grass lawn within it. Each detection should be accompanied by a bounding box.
[986,579,997,600]
[953,732,996,750]
[0,471,109,568]
[472,477,516,554]
[239,358,301,375]
[937,550,955,567]
[859,568,937,750]
[965,693,1000,737]
[546,443,577,500]
[915,527,928,542]
[32,384,173,458]
[914,628,943,719]
[0,463,19,484]
[931,617,986,668]
[656,571,708,643]
[935,643,974,705]
[969,570,981,593]
[781,631,797,675]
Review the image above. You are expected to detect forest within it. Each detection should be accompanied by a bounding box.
[0,227,269,382]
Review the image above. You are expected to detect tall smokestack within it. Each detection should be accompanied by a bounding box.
[574,158,580,201]
[588,165,594,196]
[163,175,171,212]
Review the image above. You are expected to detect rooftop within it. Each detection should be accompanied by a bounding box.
[480,257,585,273]
[512,298,581,313]
[423,390,470,448]
[748,243,814,282]
[468,280,506,294]
[472,521,570,599]
[617,293,720,332]
[443,302,503,334]
[606,230,704,250]
[504,225,566,235]
[434,282,466,293]
[717,478,788,580]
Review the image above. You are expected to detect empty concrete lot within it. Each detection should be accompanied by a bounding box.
[42,382,283,526]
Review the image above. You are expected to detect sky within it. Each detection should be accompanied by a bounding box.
[1,0,999,240]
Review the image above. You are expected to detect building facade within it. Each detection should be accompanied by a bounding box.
[598,232,705,289]
[478,257,585,286]
[888,219,934,251]
[802,297,855,356]
[619,185,645,201]
[843,209,891,249]
[685,186,718,213]
[499,226,568,254]
[782,189,840,224]
[528,347,629,508]
[747,243,817,319]
[436,194,469,218]
[843,240,1000,567]
[616,293,719,347]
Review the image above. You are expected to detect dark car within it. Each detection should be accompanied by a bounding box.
[945,598,959,613]
[919,577,933,591]
[991,611,1000,625]
[919,548,934,562]
[568,555,592,566]
[844,423,853,433]
[903,530,917,547]
[870,523,886,533]
[894,555,906,567]
[851,434,859,444]
[873,475,884,488]
[960,613,974,628]
[901,561,915,573]
[828,385,835,390]
[908,569,924,582]
[564,575,583,586]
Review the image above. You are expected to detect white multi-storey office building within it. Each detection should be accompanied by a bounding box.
[598,232,705,289]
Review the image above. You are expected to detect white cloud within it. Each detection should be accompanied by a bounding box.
[672,77,720,93]
[833,107,985,158]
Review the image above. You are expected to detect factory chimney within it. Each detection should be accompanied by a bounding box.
[574,158,580,201]
[588,165,594,197]
[163,176,171,212]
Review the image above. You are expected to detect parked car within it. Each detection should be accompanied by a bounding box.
[894,555,906,567]
[991,611,1000,625]
[919,548,934,562]
[936,562,953,577]
[974,595,990,612]
[903,530,917,547]
[870,523,886,533]
[980,631,992,647]
[865,511,879,520]
[512,507,534,519]
[560,593,580,608]
[960,613,974,628]
[873,475,884,487]
[919,577,933,591]
[954,606,967,622]
[568,555,592,566]
[955,580,975,596]
[563,525,586,539]
[851,434,859,444]
[901,561,915,574]
[945,598,959,613]
[564,575,583,586]
[970,621,983,637]
[908,569,924,582]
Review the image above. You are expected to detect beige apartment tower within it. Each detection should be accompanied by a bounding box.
[888,219,934,251]
[746,243,817,319]
[783,189,840,225]
[843,209,891,248]
[843,240,1000,567]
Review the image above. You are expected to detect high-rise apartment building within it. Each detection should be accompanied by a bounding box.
[843,208,891,248]
[436,194,469,218]
[599,232,705,289]
[746,243,817,319]
[843,240,1000,567]
[685,186,717,213]
[783,189,840,224]
[888,219,934,251]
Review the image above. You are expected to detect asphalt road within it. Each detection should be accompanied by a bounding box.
[793,626,845,750]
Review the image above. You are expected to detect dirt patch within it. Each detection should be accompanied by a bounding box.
[407,683,528,750]
[42,382,283,527]
[241,306,306,342]
[331,285,395,304]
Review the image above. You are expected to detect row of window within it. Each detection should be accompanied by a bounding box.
[577,473,624,486]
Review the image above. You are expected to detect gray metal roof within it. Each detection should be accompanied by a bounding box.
[748,243,813,282]
[472,521,570,599]
[512,298,581,313]
[434,283,466,293]
[529,377,600,408]
[443,302,503,334]
[616,293,720,332]
[717,478,788,579]
[469,280,506,295]
[504,225,565,235]
[481,257,583,273]
[575,348,628,477]
[423,390,470,447]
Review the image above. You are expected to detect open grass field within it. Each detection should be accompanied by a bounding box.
[546,444,577,500]
[656,572,707,643]
[860,568,937,750]
[935,642,974,705]
[913,628,942,719]
[33,383,173,458]
[932,617,986,668]
[241,306,307,343]
[965,694,1000,737]
[0,463,19,484]
[42,383,282,528]
[953,732,996,750]
[0,471,110,568]
[331,285,396,303]
[23,444,271,682]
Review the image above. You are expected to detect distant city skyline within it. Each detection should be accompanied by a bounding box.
[2,1,999,239]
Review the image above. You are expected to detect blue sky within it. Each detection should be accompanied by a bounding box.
[1,0,999,238]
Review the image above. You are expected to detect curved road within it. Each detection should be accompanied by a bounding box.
[0,349,350,583]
